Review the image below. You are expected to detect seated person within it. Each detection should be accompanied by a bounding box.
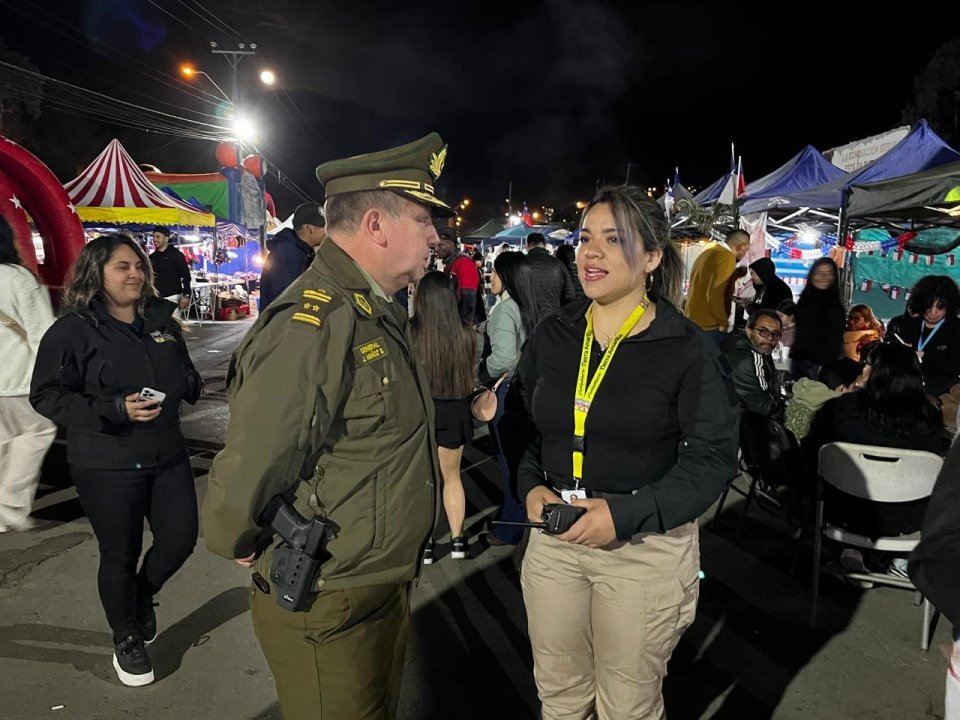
[843,304,884,362]
[802,343,945,540]
[721,309,784,422]
[895,275,960,396]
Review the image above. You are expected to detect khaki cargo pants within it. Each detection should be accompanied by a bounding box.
[250,580,410,720]
[521,521,700,720]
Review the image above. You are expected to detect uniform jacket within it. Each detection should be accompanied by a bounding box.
[30,298,201,469]
[526,247,576,319]
[202,238,439,592]
[720,330,784,421]
[686,243,737,332]
[0,264,54,396]
[507,298,739,539]
[259,228,316,310]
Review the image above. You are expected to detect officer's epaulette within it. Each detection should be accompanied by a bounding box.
[290,288,343,330]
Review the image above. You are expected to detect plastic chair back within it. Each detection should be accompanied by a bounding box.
[818,442,942,503]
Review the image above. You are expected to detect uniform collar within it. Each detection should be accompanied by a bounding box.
[311,237,390,318]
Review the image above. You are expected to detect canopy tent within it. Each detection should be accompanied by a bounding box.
[692,173,729,205]
[146,171,230,219]
[462,218,504,240]
[739,145,846,214]
[657,183,696,210]
[759,121,960,213]
[846,161,960,224]
[65,140,215,227]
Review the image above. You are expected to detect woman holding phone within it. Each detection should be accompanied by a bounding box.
[30,234,202,687]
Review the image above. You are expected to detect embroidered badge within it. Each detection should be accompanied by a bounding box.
[429,145,447,180]
[353,293,373,316]
[149,330,177,343]
[291,288,341,330]
[353,337,389,365]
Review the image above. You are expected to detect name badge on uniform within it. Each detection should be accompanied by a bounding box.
[561,489,587,503]
[353,337,389,365]
[149,330,177,343]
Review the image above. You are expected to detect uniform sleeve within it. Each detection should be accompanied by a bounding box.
[29,320,128,429]
[202,304,351,559]
[605,338,740,537]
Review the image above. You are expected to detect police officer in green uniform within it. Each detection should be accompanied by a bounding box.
[202,133,452,720]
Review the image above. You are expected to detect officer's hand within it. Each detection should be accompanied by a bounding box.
[525,485,561,523]
[556,498,617,548]
[125,393,161,422]
[235,553,256,568]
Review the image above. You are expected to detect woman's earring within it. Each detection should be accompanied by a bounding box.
[645,271,653,292]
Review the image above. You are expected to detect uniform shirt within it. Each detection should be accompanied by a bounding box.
[150,245,191,298]
[506,298,739,539]
[686,243,737,331]
[202,239,439,590]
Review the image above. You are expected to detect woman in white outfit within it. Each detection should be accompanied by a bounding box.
[0,217,56,531]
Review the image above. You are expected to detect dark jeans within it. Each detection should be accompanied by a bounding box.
[489,378,526,544]
[73,458,198,642]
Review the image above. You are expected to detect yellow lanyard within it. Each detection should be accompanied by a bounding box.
[573,298,648,487]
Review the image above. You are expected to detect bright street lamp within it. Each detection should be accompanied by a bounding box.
[180,64,232,103]
[233,116,258,143]
[260,69,276,85]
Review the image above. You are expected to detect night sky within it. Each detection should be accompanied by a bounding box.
[2,0,956,224]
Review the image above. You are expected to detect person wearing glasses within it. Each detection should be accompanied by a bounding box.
[721,309,785,422]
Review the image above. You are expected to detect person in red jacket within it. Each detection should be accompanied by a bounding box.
[435,226,481,323]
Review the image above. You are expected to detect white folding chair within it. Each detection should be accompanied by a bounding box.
[186,285,214,327]
[809,442,942,649]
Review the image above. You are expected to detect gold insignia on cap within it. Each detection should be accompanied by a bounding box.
[353,293,373,316]
[429,145,447,180]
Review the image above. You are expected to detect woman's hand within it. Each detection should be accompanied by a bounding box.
[556,497,617,548]
[525,485,561,523]
[124,392,161,422]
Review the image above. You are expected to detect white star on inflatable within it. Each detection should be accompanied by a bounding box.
[9,195,21,209]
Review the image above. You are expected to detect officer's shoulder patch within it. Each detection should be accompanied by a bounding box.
[290,288,343,330]
[353,336,389,365]
[352,292,373,316]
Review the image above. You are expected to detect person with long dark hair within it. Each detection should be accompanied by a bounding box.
[30,234,202,687]
[789,258,846,380]
[0,216,56,532]
[480,251,542,545]
[803,343,944,541]
[508,185,738,717]
[895,275,960,396]
[411,271,476,562]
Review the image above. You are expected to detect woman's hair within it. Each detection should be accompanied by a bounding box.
[411,271,475,399]
[858,343,941,437]
[798,258,841,306]
[581,185,682,306]
[554,244,576,265]
[907,275,960,317]
[0,215,23,266]
[61,234,157,316]
[848,303,884,337]
[493,250,543,336]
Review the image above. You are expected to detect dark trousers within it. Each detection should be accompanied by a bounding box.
[73,459,198,642]
[489,378,526,543]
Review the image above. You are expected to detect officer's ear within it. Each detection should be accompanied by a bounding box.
[361,208,389,248]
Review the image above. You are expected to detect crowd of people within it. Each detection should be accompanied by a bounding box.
[0,131,959,719]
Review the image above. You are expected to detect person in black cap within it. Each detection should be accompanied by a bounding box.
[258,203,326,310]
[149,227,191,320]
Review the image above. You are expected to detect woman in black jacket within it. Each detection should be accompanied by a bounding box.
[507,186,739,718]
[30,235,202,688]
[789,258,846,380]
[894,275,960,397]
[745,257,792,316]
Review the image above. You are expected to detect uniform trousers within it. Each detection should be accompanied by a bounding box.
[72,458,198,641]
[521,520,700,720]
[0,396,56,529]
[251,580,410,720]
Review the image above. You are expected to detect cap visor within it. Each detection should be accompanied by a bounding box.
[399,189,454,218]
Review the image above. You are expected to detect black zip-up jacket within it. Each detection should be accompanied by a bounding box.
[506,297,740,539]
[896,314,960,396]
[526,247,576,318]
[720,330,784,421]
[30,298,202,470]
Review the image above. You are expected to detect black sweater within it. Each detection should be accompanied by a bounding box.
[30,298,202,469]
[895,314,960,396]
[790,290,845,365]
[150,245,191,298]
[507,298,740,539]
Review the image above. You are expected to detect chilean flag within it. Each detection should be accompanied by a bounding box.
[718,156,745,205]
[521,204,533,227]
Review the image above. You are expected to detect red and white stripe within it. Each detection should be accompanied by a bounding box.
[64,139,202,214]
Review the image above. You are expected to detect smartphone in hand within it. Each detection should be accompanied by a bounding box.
[137,387,166,407]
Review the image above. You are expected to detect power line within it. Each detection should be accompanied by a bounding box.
[178,0,249,43]
[171,0,242,43]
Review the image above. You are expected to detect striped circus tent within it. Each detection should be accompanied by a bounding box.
[64,139,215,227]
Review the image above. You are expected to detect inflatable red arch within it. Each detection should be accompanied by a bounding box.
[0,136,85,295]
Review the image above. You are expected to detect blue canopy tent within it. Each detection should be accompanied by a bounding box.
[739,145,847,215]
[759,121,960,214]
[692,173,729,206]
